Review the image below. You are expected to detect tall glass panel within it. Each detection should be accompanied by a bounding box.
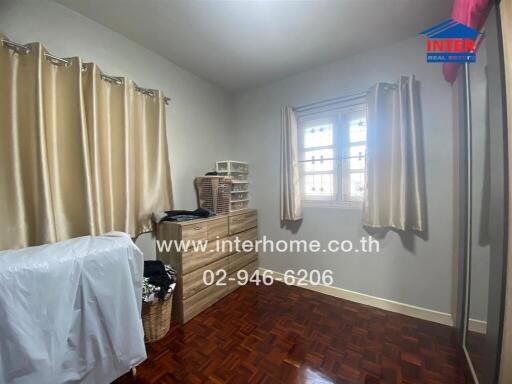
[464,6,507,384]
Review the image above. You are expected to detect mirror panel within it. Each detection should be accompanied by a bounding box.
[464,6,508,384]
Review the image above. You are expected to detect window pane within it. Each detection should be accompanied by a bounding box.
[303,149,334,172]
[349,145,366,170]
[349,118,367,143]
[304,174,334,197]
[303,123,333,148]
[350,172,365,199]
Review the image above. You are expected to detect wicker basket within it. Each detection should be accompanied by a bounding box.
[195,176,232,214]
[141,293,173,343]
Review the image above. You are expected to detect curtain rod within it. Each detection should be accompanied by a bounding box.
[1,38,171,106]
[293,90,368,113]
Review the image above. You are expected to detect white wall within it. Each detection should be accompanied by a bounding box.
[0,0,233,259]
[232,37,456,314]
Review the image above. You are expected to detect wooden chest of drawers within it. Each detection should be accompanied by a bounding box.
[156,209,258,323]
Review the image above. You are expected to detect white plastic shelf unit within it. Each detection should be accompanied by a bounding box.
[215,161,250,211]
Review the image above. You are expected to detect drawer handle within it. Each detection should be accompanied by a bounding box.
[193,225,202,230]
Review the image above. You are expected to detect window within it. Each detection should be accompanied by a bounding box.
[298,106,367,206]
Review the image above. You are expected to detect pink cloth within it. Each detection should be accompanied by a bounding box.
[442,0,492,83]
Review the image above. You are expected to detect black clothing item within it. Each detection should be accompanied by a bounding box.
[144,260,174,300]
[205,171,218,176]
[161,208,214,222]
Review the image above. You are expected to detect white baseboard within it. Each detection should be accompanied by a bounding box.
[258,267,455,327]
[468,318,487,334]
[257,267,489,332]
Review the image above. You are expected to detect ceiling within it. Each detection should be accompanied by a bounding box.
[55,0,451,92]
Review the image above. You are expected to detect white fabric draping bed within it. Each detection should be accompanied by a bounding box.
[0,232,146,384]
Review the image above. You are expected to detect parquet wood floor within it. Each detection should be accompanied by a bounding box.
[114,282,473,384]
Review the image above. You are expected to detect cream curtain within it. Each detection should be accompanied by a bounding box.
[0,38,172,250]
[280,106,302,221]
[363,76,427,232]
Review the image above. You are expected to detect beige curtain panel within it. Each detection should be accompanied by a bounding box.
[0,37,173,250]
[280,106,302,221]
[363,76,427,232]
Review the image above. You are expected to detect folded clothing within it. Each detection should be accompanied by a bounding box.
[143,261,176,302]
[152,208,214,223]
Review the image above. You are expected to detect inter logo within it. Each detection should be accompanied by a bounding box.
[420,19,482,63]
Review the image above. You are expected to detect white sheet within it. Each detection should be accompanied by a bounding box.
[0,232,147,384]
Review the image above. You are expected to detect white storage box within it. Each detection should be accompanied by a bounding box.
[231,191,249,201]
[219,171,248,181]
[216,160,249,174]
[215,160,251,211]
[231,200,250,211]
[231,181,249,192]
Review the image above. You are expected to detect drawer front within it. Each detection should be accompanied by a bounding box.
[229,228,258,244]
[229,228,258,253]
[155,222,176,264]
[207,217,229,240]
[181,221,207,242]
[181,240,230,274]
[182,281,228,322]
[228,210,257,235]
[228,251,258,274]
[182,256,229,300]
[227,261,259,294]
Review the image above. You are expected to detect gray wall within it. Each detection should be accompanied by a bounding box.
[231,37,456,314]
[0,1,460,315]
[0,0,234,259]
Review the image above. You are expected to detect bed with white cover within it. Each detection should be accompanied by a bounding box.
[0,232,147,384]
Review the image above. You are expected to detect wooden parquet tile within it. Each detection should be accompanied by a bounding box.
[114,282,473,384]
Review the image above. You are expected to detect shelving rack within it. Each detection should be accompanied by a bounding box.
[215,160,250,211]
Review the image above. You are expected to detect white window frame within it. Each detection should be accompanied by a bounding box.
[298,104,367,209]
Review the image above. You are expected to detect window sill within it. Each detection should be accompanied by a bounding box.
[302,200,362,210]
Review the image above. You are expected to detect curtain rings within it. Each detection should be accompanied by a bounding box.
[43,52,71,67]
[100,73,124,86]
[1,39,30,54]
[2,37,170,105]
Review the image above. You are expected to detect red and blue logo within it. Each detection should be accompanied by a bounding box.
[420,19,481,63]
